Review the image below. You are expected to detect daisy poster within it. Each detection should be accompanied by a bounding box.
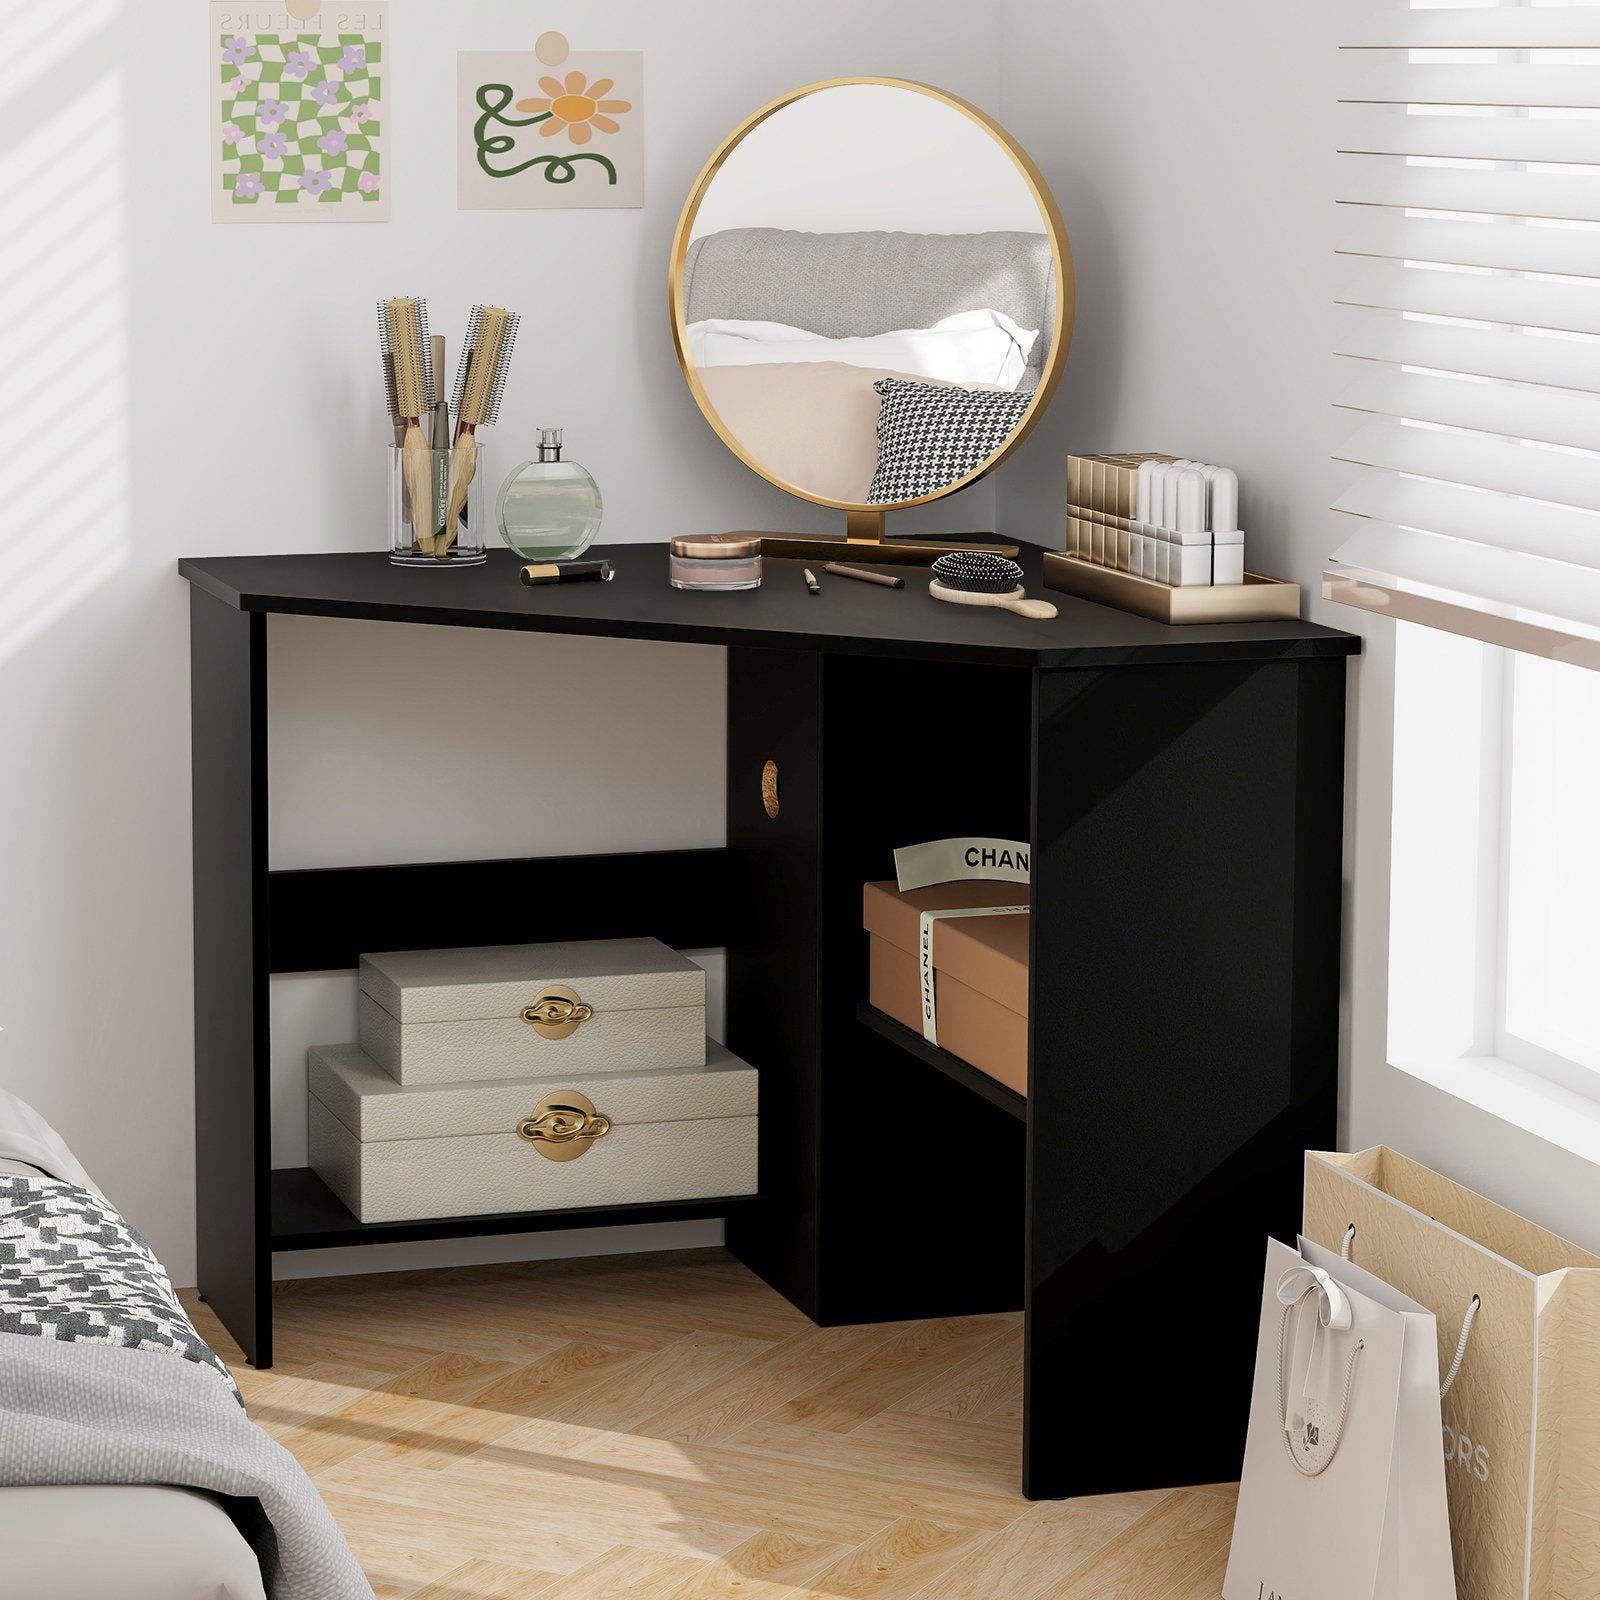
[210,3,389,223]
[458,33,643,210]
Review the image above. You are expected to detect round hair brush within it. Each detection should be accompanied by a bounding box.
[929,552,1058,620]
[438,304,520,559]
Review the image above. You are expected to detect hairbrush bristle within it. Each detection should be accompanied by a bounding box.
[451,305,483,419]
[378,352,399,420]
[480,310,518,428]
[382,296,435,419]
[453,304,519,429]
[931,551,1025,594]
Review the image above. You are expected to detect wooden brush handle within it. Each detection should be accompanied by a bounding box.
[402,425,434,555]
[998,595,1058,619]
[928,581,1058,621]
[435,431,478,558]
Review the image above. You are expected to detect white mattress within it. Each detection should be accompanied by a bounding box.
[0,1485,268,1600]
[0,1088,268,1600]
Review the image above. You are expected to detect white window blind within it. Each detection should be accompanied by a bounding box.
[1325,2,1600,669]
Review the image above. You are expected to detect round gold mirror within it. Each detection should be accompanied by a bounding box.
[670,78,1073,564]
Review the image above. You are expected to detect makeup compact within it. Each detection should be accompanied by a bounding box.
[669,534,763,591]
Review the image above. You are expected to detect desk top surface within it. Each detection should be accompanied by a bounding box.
[180,543,1361,669]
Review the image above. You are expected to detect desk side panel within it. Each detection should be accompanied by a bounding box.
[1024,654,1347,1498]
[725,648,826,1314]
[190,592,272,1366]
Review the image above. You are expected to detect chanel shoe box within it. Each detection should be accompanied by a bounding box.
[864,880,1030,1096]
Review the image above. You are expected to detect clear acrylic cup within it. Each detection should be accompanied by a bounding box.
[389,441,486,567]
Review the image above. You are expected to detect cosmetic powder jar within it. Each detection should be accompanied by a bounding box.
[669,534,763,591]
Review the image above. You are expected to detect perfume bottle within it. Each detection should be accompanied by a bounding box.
[497,429,603,562]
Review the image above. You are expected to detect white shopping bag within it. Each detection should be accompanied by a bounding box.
[1223,1237,1457,1600]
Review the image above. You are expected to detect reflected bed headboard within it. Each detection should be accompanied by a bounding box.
[682,228,1057,390]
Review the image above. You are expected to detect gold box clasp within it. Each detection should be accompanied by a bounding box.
[521,983,594,1039]
[516,1090,612,1161]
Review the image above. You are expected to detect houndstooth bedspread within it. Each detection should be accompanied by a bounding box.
[0,1175,373,1600]
[0,1175,237,1393]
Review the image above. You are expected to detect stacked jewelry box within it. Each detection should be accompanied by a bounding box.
[307,938,758,1224]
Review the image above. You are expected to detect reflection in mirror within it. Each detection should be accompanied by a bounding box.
[677,82,1066,514]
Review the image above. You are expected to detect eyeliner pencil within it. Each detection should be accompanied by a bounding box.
[824,561,904,589]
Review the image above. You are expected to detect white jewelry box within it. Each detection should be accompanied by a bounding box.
[308,1039,757,1224]
[358,937,707,1085]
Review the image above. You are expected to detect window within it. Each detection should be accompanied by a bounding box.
[1327,0,1600,668]
[1500,649,1600,1093]
[1389,620,1600,1154]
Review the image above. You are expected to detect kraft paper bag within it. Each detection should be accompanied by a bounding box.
[1224,1237,1457,1600]
[1304,1149,1600,1600]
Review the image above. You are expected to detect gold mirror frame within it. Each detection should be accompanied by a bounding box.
[669,77,1075,565]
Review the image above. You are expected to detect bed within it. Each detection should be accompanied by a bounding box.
[0,1088,370,1600]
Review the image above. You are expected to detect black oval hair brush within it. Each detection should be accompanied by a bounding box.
[930,552,1058,620]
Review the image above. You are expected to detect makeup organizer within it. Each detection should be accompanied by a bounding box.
[1044,451,1302,623]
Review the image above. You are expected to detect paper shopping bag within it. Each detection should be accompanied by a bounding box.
[1304,1149,1600,1600]
[1223,1236,1457,1600]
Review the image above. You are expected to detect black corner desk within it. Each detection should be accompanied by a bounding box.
[180,542,1359,1499]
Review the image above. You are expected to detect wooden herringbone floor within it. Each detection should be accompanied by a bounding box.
[185,1249,1234,1599]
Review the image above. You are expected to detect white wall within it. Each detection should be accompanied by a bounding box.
[0,0,1005,1286]
[7,0,1592,1294]
[690,83,1045,238]
[997,1,1600,1253]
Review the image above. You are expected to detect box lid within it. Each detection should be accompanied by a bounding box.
[310,1039,756,1143]
[360,938,705,1025]
[863,880,1029,1019]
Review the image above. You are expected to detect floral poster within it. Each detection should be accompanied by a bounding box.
[458,32,643,210]
[210,3,389,223]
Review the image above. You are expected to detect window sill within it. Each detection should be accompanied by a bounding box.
[1392,1051,1600,1169]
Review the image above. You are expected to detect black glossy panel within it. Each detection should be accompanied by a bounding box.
[272,1167,758,1251]
[270,849,733,973]
[190,593,272,1367]
[1021,657,1347,1497]
[181,546,1360,670]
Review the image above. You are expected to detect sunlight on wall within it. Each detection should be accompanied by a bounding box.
[0,3,121,104]
[0,34,129,664]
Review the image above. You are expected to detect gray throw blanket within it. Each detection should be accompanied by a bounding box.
[0,1174,371,1600]
[0,1333,373,1600]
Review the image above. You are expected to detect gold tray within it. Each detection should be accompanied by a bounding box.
[1042,553,1301,624]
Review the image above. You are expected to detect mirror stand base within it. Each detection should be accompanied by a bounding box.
[750,532,1021,567]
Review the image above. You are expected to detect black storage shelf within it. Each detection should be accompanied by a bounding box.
[271,1166,759,1251]
[855,1003,1026,1121]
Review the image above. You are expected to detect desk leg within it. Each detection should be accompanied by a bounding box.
[1023,656,1346,1498]
[725,649,1027,1327]
[190,592,272,1366]
[724,647,825,1315]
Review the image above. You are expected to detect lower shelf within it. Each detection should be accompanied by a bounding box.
[855,1004,1027,1120]
[271,1167,760,1251]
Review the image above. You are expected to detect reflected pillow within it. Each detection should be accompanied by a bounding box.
[687,309,1038,391]
[696,362,1002,504]
[868,378,1035,505]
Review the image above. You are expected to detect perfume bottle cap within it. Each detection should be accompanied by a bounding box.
[538,427,563,462]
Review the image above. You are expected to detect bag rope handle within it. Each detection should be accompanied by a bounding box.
[1277,1285,1364,1478]
[1342,1222,1480,1402]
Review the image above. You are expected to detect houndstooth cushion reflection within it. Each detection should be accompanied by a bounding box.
[867,379,1035,505]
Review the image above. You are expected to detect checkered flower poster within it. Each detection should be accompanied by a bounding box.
[210,4,389,223]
